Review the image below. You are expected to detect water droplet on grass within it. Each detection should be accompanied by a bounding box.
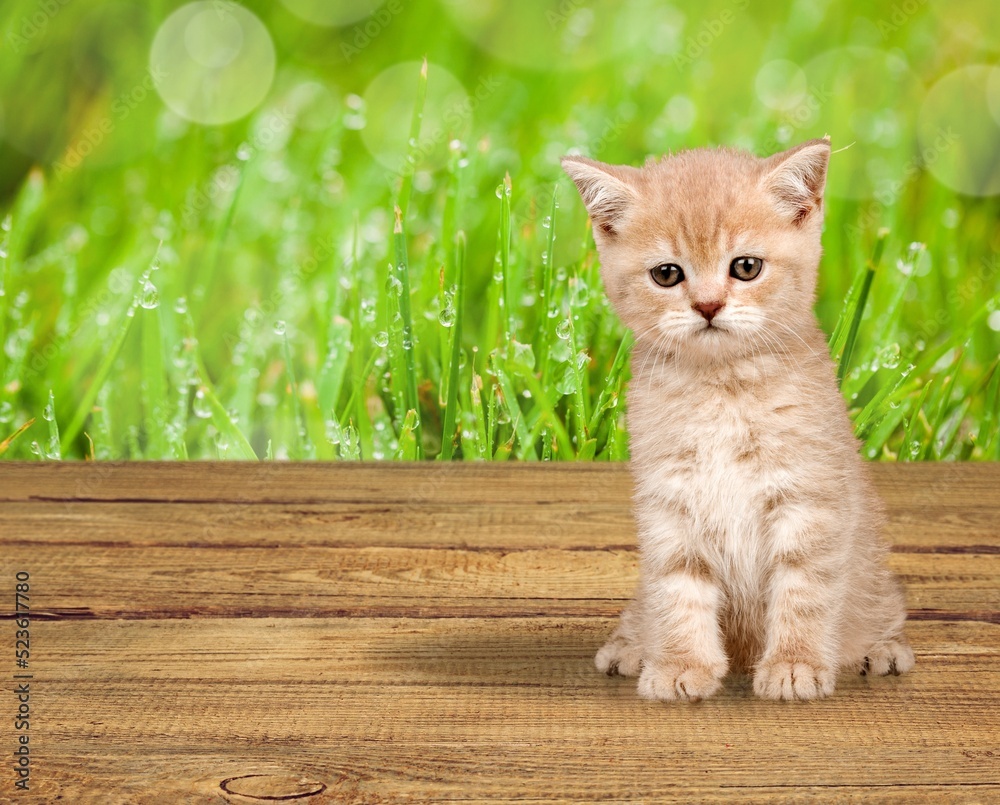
[339,424,361,460]
[273,320,286,336]
[556,319,572,340]
[438,306,456,327]
[139,281,159,309]
[876,343,901,370]
[374,331,389,348]
[193,388,212,419]
[174,297,188,314]
[42,390,55,421]
[0,401,12,423]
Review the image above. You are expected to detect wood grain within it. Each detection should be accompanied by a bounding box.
[1,462,998,803]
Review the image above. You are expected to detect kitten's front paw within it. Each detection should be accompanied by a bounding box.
[636,663,724,703]
[595,637,643,678]
[860,639,915,677]
[754,660,835,701]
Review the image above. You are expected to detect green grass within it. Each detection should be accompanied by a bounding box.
[0,0,998,461]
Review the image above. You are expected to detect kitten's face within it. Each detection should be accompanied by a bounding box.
[563,140,831,365]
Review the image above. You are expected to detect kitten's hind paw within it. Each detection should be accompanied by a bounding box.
[595,637,643,678]
[636,663,724,703]
[754,660,835,701]
[860,639,915,677]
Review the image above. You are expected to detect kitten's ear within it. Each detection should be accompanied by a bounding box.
[561,155,640,238]
[760,138,831,225]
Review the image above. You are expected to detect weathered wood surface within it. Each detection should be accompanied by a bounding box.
[0,462,998,803]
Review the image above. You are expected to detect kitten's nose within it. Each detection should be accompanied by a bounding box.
[693,301,724,322]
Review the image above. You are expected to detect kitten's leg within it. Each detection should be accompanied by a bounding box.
[754,511,840,701]
[636,555,729,703]
[860,636,915,677]
[857,574,915,677]
[595,588,645,678]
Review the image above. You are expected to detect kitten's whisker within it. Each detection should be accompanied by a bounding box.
[755,314,822,359]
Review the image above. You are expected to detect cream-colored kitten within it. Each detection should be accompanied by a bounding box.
[563,139,913,702]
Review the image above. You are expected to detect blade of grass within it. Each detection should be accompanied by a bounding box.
[141,302,168,458]
[396,57,428,222]
[394,408,419,459]
[0,417,34,456]
[899,379,934,461]
[44,388,61,459]
[835,229,887,387]
[438,231,465,459]
[185,313,258,460]
[499,173,513,352]
[61,300,137,453]
[392,205,422,457]
[281,326,314,459]
[588,332,632,435]
[538,186,559,387]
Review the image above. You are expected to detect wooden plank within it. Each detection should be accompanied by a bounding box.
[2,461,998,507]
[19,618,1000,802]
[1,498,997,551]
[1,543,996,620]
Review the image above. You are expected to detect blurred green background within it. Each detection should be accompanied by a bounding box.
[0,0,998,460]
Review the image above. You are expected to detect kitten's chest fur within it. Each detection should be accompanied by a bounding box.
[629,346,848,556]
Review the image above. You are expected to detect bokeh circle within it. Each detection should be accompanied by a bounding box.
[755,60,809,111]
[150,2,275,126]
[278,0,386,27]
[440,0,678,71]
[361,61,471,174]
[798,47,923,199]
[918,65,1000,197]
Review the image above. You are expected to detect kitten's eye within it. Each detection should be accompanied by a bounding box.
[730,256,763,282]
[650,263,685,288]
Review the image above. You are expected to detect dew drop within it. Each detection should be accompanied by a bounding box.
[174,296,188,314]
[438,306,456,327]
[374,331,389,348]
[555,318,572,340]
[139,280,159,310]
[876,342,901,370]
[193,388,212,419]
[273,320,287,336]
[339,423,361,460]
[0,401,13,423]
[42,390,55,422]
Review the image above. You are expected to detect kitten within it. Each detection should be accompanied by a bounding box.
[562,138,914,701]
